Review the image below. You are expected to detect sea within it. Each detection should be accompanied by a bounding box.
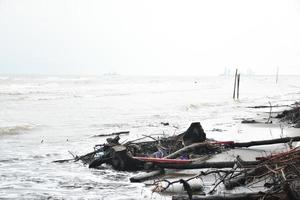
[1,74,300,199]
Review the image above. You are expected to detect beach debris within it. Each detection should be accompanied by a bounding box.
[210,128,225,132]
[182,122,206,146]
[161,122,170,126]
[92,131,129,137]
[86,122,211,170]
[241,119,258,124]
[53,118,300,199]
[247,104,290,109]
[276,103,300,128]
[154,147,300,200]
[130,169,165,183]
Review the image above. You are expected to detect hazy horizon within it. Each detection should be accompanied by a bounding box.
[1,0,300,76]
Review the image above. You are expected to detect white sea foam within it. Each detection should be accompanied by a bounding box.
[0,75,300,199]
[0,124,35,135]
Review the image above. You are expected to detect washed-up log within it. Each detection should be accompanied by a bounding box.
[165,136,300,161]
[92,131,129,137]
[165,142,220,159]
[89,145,146,170]
[109,145,143,170]
[247,105,289,109]
[172,192,285,200]
[255,148,298,161]
[173,179,300,199]
[233,136,300,148]
[130,169,165,183]
[133,157,193,164]
[53,158,75,163]
[157,160,260,170]
[241,119,259,124]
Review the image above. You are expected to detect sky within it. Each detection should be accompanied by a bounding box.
[0,0,300,76]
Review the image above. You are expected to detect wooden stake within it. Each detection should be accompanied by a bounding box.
[237,74,240,100]
[233,69,238,99]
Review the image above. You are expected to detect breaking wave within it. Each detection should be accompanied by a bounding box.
[0,124,35,135]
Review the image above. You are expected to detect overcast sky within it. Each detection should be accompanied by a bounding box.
[0,0,300,76]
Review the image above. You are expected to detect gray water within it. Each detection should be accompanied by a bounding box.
[1,75,300,199]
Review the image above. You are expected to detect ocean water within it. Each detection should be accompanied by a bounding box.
[1,75,300,199]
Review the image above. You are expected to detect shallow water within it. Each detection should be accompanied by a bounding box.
[1,75,300,199]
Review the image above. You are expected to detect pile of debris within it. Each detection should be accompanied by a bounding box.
[169,147,300,200]
[56,122,216,171]
[54,119,300,200]
[276,103,300,128]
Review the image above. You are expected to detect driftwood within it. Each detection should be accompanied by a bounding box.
[54,134,300,171]
[172,192,285,200]
[173,179,300,200]
[247,104,289,109]
[92,131,129,137]
[130,169,165,183]
[85,122,209,170]
[89,145,146,170]
[129,160,259,183]
[53,158,75,163]
[157,160,260,170]
[54,119,300,200]
[165,136,300,160]
[165,142,220,159]
[232,136,300,148]
[241,119,259,124]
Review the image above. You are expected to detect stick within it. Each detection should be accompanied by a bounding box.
[233,69,238,99]
[267,101,272,123]
[237,74,240,100]
[157,160,259,170]
[92,131,129,137]
[247,104,289,108]
[233,136,300,148]
[165,136,300,160]
[224,166,266,190]
[172,192,276,200]
[142,134,158,141]
[164,142,218,159]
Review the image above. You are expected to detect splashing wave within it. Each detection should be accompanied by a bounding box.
[0,124,35,135]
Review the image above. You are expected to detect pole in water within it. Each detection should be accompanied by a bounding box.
[276,67,279,84]
[233,69,238,99]
[237,74,240,100]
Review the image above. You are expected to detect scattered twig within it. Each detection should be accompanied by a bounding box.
[266,101,272,124]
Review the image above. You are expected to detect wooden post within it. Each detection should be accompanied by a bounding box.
[237,74,240,100]
[233,69,238,99]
